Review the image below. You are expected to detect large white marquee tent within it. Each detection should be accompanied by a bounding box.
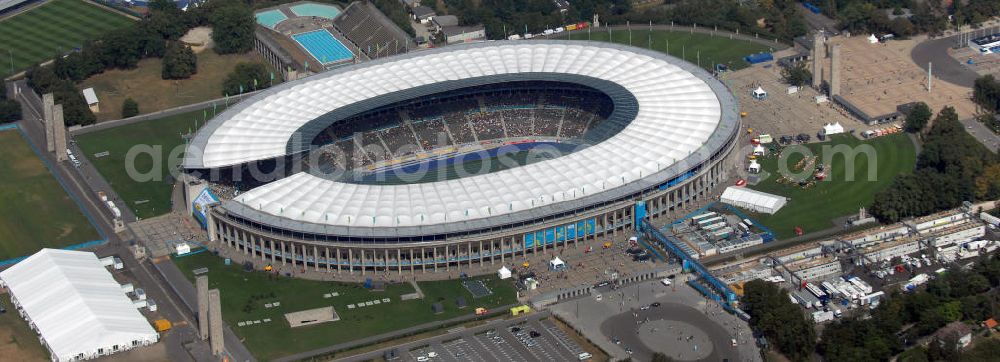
[721,186,787,214]
[0,249,158,362]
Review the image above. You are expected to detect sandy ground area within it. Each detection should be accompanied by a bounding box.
[180,27,214,53]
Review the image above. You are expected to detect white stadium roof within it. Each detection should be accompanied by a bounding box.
[186,41,736,230]
[0,249,158,361]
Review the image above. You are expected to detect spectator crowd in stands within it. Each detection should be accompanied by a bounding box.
[309,87,613,171]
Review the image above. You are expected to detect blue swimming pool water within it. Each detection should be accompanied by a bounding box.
[289,3,341,19]
[255,10,288,29]
[292,30,354,64]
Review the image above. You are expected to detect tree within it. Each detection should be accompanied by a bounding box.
[890,17,915,37]
[211,3,254,54]
[222,62,270,96]
[974,75,1000,113]
[650,353,673,362]
[871,106,998,222]
[781,62,812,87]
[741,280,815,361]
[904,102,931,133]
[0,98,22,123]
[121,98,139,118]
[161,42,197,79]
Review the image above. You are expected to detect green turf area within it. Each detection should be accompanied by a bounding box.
[0,0,134,78]
[747,134,916,239]
[172,251,518,360]
[0,299,49,361]
[75,106,222,219]
[557,29,775,71]
[0,130,99,259]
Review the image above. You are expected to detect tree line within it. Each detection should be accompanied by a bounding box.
[870,106,999,223]
[0,89,22,123]
[974,75,1000,114]
[743,251,1000,361]
[24,0,255,126]
[816,0,999,37]
[741,280,816,361]
[436,0,807,41]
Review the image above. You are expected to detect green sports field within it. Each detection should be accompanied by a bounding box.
[0,0,134,78]
[75,106,222,219]
[747,134,916,239]
[0,130,99,259]
[173,251,517,360]
[557,29,775,71]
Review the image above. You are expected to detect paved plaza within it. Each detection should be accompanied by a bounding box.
[727,57,863,138]
[833,36,976,119]
[549,278,760,361]
[130,211,208,258]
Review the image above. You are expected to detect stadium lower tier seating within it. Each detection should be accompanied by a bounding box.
[308,85,613,171]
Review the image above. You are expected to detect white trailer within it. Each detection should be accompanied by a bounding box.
[848,277,872,294]
[805,283,827,300]
[812,310,835,323]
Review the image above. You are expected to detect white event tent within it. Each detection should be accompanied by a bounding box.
[0,249,158,362]
[721,186,787,214]
[823,122,845,135]
[497,266,512,279]
[549,257,567,271]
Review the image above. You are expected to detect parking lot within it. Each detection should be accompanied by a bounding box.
[404,319,587,362]
[345,312,593,362]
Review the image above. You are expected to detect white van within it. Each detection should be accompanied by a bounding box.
[661,278,672,286]
[594,294,602,301]
[577,352,592,360]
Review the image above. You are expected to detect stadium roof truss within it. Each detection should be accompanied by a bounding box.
[185,40,739,237]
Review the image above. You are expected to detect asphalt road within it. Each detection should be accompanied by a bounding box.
[910,35,979,88]
[960,117,1000,153]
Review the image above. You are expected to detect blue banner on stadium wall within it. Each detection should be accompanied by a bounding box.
[524,218,596,248]
[634,201,647,230]
[192,188,220,229]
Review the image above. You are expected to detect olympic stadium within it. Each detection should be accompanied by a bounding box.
[182,40,740,274]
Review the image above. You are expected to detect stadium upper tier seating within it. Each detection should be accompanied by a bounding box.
[308,85,613,170]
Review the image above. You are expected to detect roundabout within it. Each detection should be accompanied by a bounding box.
[600,302,740,361]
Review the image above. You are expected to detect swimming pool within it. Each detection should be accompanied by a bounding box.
[255,10,288,29]
[289,3,341,19]
[292,29,354,65]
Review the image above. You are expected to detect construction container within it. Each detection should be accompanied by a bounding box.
[154,319,172,332]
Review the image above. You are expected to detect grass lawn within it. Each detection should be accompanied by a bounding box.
[0,300,48,361]
[75,106,223,219]
[557,29,775,71]
[0,130,99,259]
[80,50,274,121]
[0,0,134,78]
[172,251,518,360]
[747,134,916,239]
